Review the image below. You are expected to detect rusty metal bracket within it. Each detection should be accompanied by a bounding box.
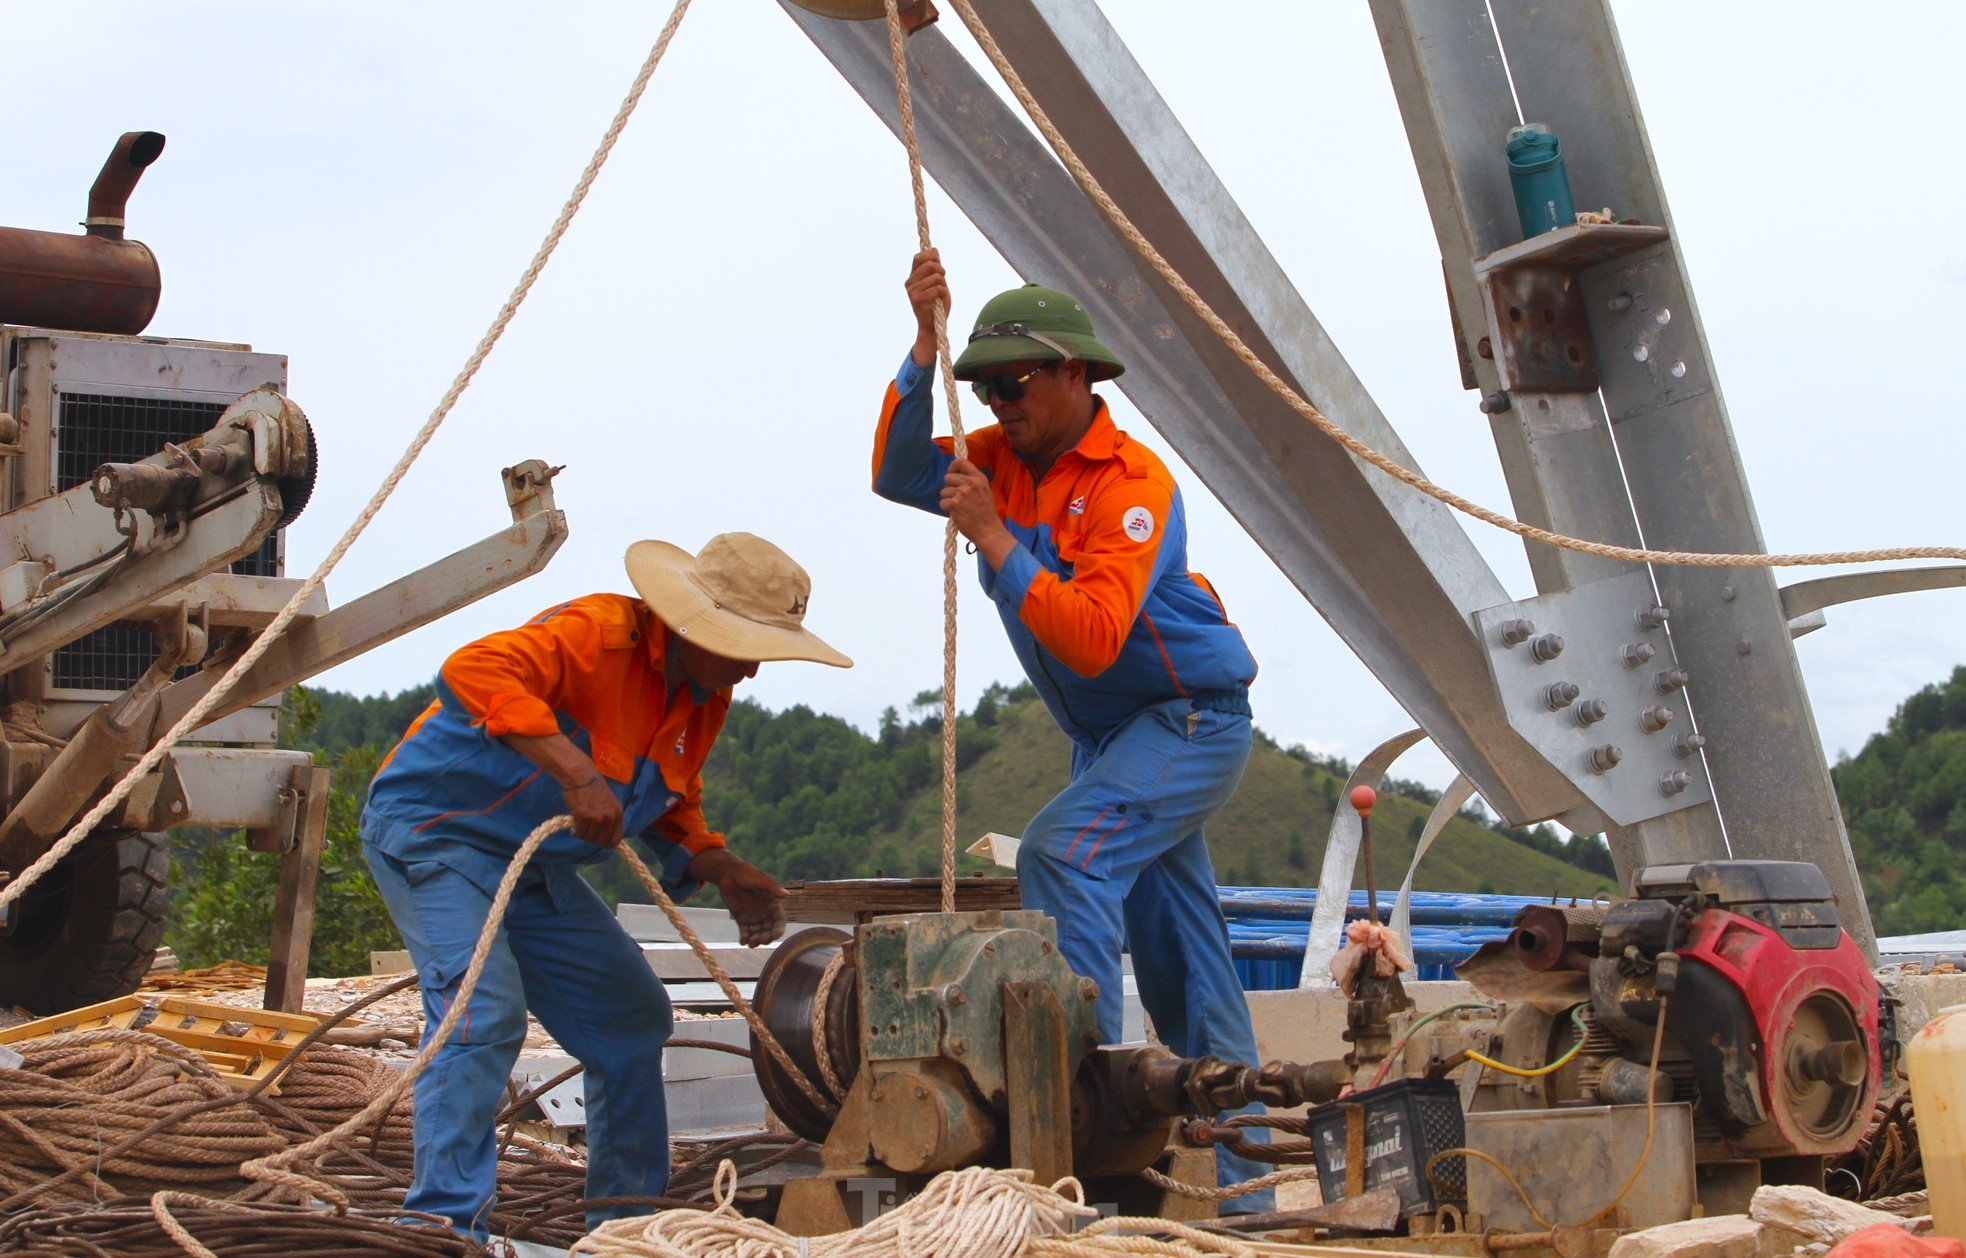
[1472,223,1669,394]
[783,0,936,32]
[152,464,567,732]
[1003,979,1072,1187]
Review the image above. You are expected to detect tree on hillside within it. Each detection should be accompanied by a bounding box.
[1834,665,1966,934]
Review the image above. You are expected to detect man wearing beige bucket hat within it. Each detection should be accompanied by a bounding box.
[360,532,848,1241]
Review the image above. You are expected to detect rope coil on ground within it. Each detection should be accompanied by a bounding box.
[572,1158,1249,1257]
[885,0,968,917]
[940,0,1965,572]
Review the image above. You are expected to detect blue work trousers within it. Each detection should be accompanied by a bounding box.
[1014,693,1275,1212]
[365,845,674,1241]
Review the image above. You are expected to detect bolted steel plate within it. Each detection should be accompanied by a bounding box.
[1473,570,1712,828]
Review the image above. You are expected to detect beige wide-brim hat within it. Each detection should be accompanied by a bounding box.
[625,533,852,668]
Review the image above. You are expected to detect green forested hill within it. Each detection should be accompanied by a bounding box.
[172,666,1966,974]
[858,693,1617,897]
[298,681,1616,899]
[1833,665,1966,934]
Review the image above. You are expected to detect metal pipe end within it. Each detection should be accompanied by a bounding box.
[86,132,167,241]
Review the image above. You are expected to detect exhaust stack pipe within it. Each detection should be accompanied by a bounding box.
[0,131,166,334]
[85,131,167,242]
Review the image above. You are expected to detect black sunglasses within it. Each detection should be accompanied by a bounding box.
[971,363,1054,405]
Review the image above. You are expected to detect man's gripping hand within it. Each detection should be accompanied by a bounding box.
[687,848,789,947]
[906,247,951,368]
[562,775,625,847]
[941,459,1016,570]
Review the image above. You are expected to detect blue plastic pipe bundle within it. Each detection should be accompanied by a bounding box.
[1212,887,1595,988]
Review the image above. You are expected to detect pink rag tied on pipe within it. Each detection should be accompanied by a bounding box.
[1329,919,1413,995]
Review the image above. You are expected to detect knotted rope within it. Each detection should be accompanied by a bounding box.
[939,0,1965,571]
[885,0,967,915]
[0,0,695,916]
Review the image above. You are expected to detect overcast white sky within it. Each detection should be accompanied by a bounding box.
[11,3,1963,809]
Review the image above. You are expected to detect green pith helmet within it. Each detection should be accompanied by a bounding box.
[951,283,1126,382]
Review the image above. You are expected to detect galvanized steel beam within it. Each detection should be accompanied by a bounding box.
[785,0,1587,827]
[1370,0,1729,878]
[1482,0,1872,953]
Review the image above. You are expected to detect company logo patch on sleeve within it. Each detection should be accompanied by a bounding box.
[1121,506,1156,544]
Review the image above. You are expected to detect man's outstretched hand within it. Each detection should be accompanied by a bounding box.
[686,848,789,947]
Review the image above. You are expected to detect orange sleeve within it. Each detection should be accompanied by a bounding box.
[651,772,726,856]
[438,603,599,737]
[1006,475,1173,677]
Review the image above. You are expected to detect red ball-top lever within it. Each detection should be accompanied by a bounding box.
[1350,785,1381,923]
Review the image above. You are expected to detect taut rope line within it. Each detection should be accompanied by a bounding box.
[942,0,1964,572]
[0,0,694,915]
[885,0,967,916]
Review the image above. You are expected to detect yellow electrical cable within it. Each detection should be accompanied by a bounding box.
[1464,1003,1588,1078]
[1427,1149,1551,1232]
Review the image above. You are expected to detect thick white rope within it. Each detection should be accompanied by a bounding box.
[0,0,694,915]
[941,0,1965,571]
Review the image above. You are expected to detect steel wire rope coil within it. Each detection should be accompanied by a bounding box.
[748,926,859,1141]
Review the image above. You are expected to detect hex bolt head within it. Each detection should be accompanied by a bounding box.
[1608,294,1634,312]
[1078,978,1101,1002]
[1479,391,1513,414]
[1587,744,1624,773]
[1659,770,1692,796]
[1672,733,1709,760]
[1576,698,1609,727]
[1622,642,1657,668]
[1500,618,1537,647]
[946,985,967,1007]
[950,1038,968,1056]
[1640,705,1676,733]
[1530,633,1565,662]
[1544,681,1581,711]
[1654,668,1690,694]
[1635,605,1671,631]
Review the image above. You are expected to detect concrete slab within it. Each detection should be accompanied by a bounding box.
[1247,978,1480,1068]
[640,941,774,980]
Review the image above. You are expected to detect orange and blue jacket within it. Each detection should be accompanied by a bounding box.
[360,594,727,903]
[873,355,1257,747]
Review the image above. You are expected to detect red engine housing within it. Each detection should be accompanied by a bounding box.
[1676,906,1880,1156]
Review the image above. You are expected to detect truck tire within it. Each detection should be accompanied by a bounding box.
[0,831,170,1014]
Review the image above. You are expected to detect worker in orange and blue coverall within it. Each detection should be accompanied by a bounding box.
[871,250,1274,1211]
[360,533,850,1241]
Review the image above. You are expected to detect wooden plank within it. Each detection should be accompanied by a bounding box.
[147,1025,292,1062]
[265,764,331,1013]
[0,996,146,1044]
[776,877,1020,925]
[158,997,322,1039]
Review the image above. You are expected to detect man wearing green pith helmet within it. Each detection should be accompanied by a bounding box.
[869,248,1274,1211]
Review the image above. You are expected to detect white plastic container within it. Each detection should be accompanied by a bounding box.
[1907,1002,1966,1238]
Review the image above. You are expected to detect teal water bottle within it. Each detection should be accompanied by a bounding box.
[1505,123,1575,240]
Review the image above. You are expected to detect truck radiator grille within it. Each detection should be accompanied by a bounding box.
[50,392,281,693]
